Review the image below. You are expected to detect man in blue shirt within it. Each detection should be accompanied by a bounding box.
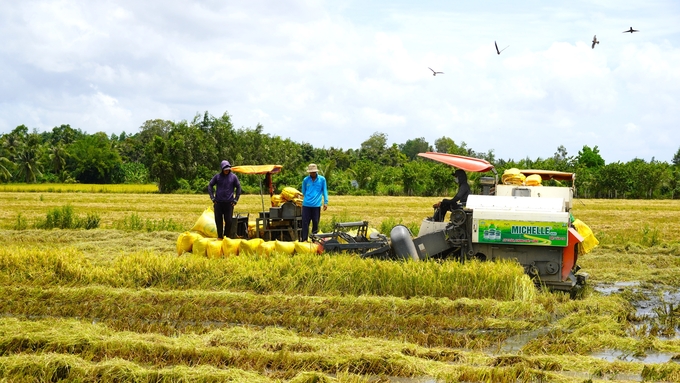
[208,160,242,239]
[301,163,329,241]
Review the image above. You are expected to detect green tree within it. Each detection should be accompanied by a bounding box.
[13,132,44,183]
[399,137,431,160]
[577,145,605,168]
[146,136,176,193]
[68,132,122,183]
[48,143,69,181]
[360,132,388,163]
[352,159,378,193]
[0,155,12,181]
[434,136,471,155]
[596,162,630,198]
[402,160,432,196]
[626,158,667,199]
[673,147,680,167]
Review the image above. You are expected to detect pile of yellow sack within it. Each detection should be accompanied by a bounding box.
[501,168,526,185]
[176,206,322,257]
[501,168,543,186]
[271,187,303,207]
[177,232,322,258]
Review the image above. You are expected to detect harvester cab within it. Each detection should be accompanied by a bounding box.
[386,152,592,294]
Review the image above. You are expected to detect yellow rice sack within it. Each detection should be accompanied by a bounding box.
[221,237,242,257]
[176,231,204,255]
[294,240,321,255]
[281,187,302,201]
[207,239,224,259]
[247,221,257,238]
[525,174,542,186]
[573,219,599,254]
[239,238,265,256]
[193,237,212,257]
[271,194,284,207]
[191,207,218,238]
[258,241,276,256]
[275,240,295,255]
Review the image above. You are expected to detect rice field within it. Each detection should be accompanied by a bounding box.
[1,190,680,382]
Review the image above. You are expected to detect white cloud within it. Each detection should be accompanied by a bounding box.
[0,0,679,163]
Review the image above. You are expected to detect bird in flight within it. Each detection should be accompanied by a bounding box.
[494,41,509,55]
[591,35,599,49]
[623,27,639,33]
[428,67,443,76]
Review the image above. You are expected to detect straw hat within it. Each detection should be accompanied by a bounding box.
[306,163,319,173]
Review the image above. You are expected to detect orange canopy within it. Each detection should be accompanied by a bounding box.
[417,152,495,173]
[231,165,282,175]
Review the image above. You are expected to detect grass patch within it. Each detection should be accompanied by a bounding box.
[0,183,159,193]
[35,205,100,230]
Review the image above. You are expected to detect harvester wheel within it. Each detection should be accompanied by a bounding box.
[450,209,466,226]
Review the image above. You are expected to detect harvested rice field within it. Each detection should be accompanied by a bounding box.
[1,190,680,383]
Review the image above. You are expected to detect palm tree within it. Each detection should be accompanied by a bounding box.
[0,156,13,181]
[13,135,44,183]
[49,143,69,181]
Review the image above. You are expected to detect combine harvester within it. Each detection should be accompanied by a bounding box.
[320,152,595,294]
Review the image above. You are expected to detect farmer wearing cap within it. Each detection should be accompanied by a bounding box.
[301,163,328,241]
[208,160,242,239]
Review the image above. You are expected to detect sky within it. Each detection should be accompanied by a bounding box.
[1,0,679,164]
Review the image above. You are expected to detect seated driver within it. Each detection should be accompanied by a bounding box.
[432,169,470,222]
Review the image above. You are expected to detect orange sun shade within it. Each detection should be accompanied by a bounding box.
[417,152,495,173]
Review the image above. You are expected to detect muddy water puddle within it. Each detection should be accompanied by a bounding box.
[594,281,680,339]
[591,349,680,364]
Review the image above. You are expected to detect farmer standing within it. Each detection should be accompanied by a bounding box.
[301,163,328,241]
[208,160,242,239]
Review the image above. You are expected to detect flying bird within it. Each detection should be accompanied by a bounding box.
[623,27,639,33]
[494,41,509,55]
[591,35,599,49]
[428,67,444,76]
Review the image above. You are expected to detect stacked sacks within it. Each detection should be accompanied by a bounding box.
[281,187,303,206]
[177,208,325,258]
[176,207,219,256]
[270,187,303,207]
[178,235,324,257]
[501,168,526,185]
[191,207,218,238]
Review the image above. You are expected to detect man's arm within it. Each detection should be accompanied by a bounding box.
[234,176,242,202]
[208,176,216,200]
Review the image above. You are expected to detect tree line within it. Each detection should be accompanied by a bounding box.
[1,111,679,199]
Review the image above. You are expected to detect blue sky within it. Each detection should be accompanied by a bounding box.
[1,0,679,163]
